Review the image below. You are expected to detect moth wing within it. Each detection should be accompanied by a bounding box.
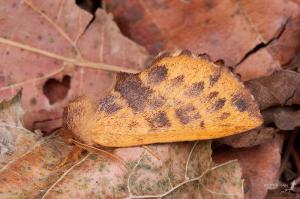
[86,52,263,147]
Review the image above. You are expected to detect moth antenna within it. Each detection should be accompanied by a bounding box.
[142,146,161,160]
[70,139,128,171]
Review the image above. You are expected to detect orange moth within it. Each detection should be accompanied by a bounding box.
[63,50,263,147]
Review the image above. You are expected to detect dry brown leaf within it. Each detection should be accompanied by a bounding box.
[0,93,40,169]
[104,0,300,80]
[0,0,149,133]
[246,70,300,110]
[218,127,277,148]
[41,142,244,199]
[263,107,300,130]
[214,135,284,199]
[0,93,75,198]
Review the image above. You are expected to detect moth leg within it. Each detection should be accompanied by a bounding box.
[71,139,128,171]
[50,145,84,170]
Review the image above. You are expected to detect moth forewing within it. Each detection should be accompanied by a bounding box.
[63,50,263,147]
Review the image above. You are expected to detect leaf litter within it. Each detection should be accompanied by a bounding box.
[0,0,300,198]
[104,0,300,80]
[0,0,149,134]
[0,96,244,199]
[41,142,243,199]
[0,93,74,198]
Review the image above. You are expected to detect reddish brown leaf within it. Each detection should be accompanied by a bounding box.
[0,93,74,198]
[41,142,244,199]
[0,0,149,133]
[263,107,300,130]
[214,135,284,199]
[104,0,300,80]
[246,70,300,110]
[218,127,277,148]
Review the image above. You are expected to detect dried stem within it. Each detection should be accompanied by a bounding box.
[184,141,199,180]
[0,37,139,74]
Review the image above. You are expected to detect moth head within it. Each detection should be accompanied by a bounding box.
[63,96,97,145]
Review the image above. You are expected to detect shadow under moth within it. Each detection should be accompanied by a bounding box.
[63,50,262,147]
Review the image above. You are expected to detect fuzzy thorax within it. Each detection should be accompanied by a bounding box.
[63,96,98,145]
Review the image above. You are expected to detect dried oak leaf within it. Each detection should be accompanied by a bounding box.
[263,107,300,130]
[0,0,149,133]
[245,70,300,110]
[0,94,75,198]
[218,127,277,148]
[104,0,300,80]
[0,93,40,169]
[42,142,243,199]
[214,135,284,199]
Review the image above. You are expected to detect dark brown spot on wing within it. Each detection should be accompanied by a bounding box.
[209,98,226,112]
[176,104,201,124]
[231,94,248,112]
[170,75,184,87]
[128,121,138,130]
[148,65,168,85]
[208,91,219,99]
[149,95,166,109]
[115,73,153,112]
[185,81,205,97]
[200,121,205,128]
[219,112,230,120]
[146,111,170,128]
[209,71,221,86]
[99,95,122,114]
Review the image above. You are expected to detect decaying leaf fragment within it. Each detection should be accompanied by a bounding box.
[41,142,244,199]
[245,70,300,110]
[64,51,263,147]
[0,93,40,169]
[0,94,74,198]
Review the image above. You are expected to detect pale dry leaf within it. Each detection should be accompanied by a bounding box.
[0,93,40,169]
[41,141,243,199]
[0,94,74,198]
[214,135,284,199]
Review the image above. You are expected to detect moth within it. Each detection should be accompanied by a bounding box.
[63,50,262,147]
